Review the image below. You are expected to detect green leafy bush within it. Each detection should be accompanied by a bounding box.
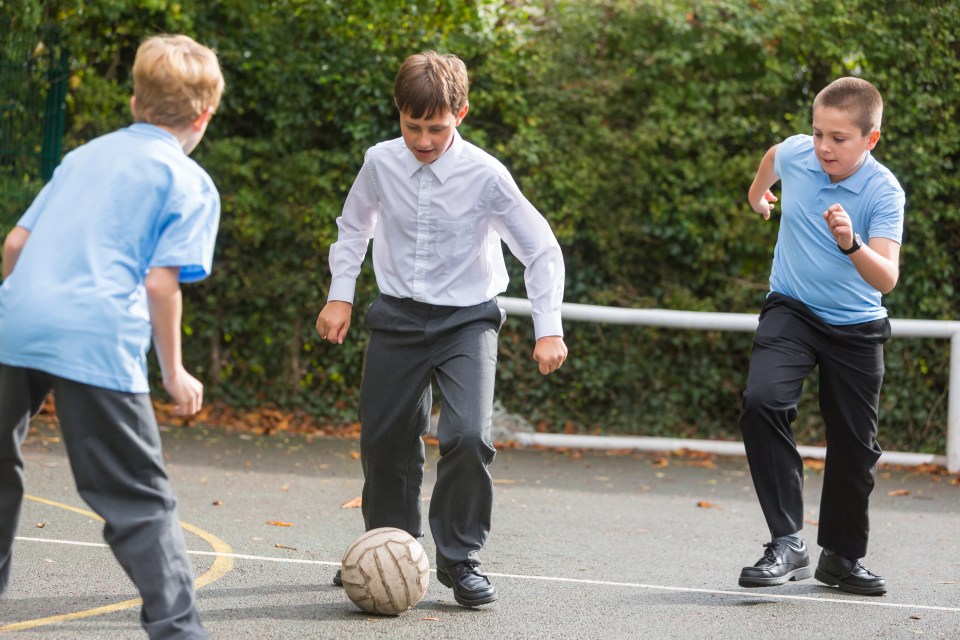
[2,0,956,453]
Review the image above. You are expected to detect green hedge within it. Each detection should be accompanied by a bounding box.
[2,0,957,453]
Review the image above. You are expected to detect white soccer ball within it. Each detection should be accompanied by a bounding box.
[341,527,430,615]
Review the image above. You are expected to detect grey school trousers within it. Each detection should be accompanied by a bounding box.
[0,365,207,640]
[739,292,890,560]
[358,294,504,569]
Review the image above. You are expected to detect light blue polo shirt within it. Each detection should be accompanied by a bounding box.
[769,134,904,325]
[0,123,220,393]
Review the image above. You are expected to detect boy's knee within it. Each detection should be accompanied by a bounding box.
[740,386,796,427]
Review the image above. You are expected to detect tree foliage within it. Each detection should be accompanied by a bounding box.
[1,0,957,452]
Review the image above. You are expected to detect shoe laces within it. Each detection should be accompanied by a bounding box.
[761,541,781,559]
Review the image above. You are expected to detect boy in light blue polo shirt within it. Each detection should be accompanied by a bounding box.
[737,77,904,597]
[0,34,224,639]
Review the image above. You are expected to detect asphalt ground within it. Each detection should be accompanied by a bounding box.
[2,417,959,639]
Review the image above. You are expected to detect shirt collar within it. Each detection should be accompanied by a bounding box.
[402,129,464,183]
[805,149,875,194]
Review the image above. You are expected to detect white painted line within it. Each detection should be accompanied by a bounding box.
[16,536,110,549]
[487,571,960,613]
[16,537,960,614]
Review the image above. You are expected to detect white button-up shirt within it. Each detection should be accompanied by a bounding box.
[327,131,564,338]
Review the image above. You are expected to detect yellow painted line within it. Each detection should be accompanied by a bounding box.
[0,495,233,633]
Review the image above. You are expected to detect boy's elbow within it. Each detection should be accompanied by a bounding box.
[3,227,28,256]
[145,266,182,299]
[878,270,899,295]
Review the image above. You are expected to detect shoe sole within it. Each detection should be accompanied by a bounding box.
[814,568,887,596]
[436,570,499,607]
[739,565,813,588]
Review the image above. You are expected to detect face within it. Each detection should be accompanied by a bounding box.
[399,104,468,164]
[812,106,880,183]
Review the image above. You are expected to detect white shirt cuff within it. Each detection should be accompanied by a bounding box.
[327,277,357,304]
[532,313,564,340]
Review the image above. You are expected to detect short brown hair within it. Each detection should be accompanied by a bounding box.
[133,34,224,128]
[813,76,883,135]
[394,51,469,119]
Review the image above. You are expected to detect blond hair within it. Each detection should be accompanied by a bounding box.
[813,77,883,136]
[132,34,224,128]
[394,51,469,119]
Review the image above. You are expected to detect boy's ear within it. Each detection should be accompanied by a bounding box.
[193,106,215,131]
[129,96,137,118]
[455,102,469,126]
[866,129,881,150]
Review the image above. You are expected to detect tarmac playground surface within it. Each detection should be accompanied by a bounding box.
[1,417,959,639]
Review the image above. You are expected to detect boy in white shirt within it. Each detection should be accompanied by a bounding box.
[316,51,567,607]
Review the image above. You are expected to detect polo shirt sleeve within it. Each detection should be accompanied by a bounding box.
[150,175,221,283]
[17,164,63,230]
[866,179,905,243]
[773,134,807,178]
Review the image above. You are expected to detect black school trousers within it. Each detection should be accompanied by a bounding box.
[739,292,891,560]
[357,294,504,569]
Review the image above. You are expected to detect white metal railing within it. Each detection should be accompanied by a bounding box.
[498,296,960,472]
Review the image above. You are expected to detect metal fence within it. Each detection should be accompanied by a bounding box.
[498,296,960,472]
[0,20,68,226]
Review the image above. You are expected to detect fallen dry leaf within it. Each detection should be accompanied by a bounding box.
[652,458,670,468]
[348,450,361,460]
[887,489,910,497]
[804,518,819,526]
[274,543,297,550]
[35,522,46,528]
[696,500,721,509]
[212,499,223,506]
[421,617,439,621]
[266,520,294,527]
[341,496,363,509]
[681,459,717,469]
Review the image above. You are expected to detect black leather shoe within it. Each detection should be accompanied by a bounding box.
[815,553,886,595]
[332,569,343,587]
[739,541,813,587]
[436,560,498,607]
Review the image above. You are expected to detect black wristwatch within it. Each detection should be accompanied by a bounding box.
[839,233,862,255]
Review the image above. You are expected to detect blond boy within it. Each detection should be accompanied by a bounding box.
[0,34,223,638]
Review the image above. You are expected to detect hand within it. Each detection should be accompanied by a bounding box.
[316,300,353,344]
[753,190,777,220]
[163,366,203,417]
[823,204,855,250]
[533,336,567,375]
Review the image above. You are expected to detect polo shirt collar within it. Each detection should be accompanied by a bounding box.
[805,149,875,194]
[128,122,183,151]
[403,129,464,183]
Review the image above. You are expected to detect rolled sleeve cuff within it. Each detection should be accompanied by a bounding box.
[532,312,564,341]
[327,277,357,304]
